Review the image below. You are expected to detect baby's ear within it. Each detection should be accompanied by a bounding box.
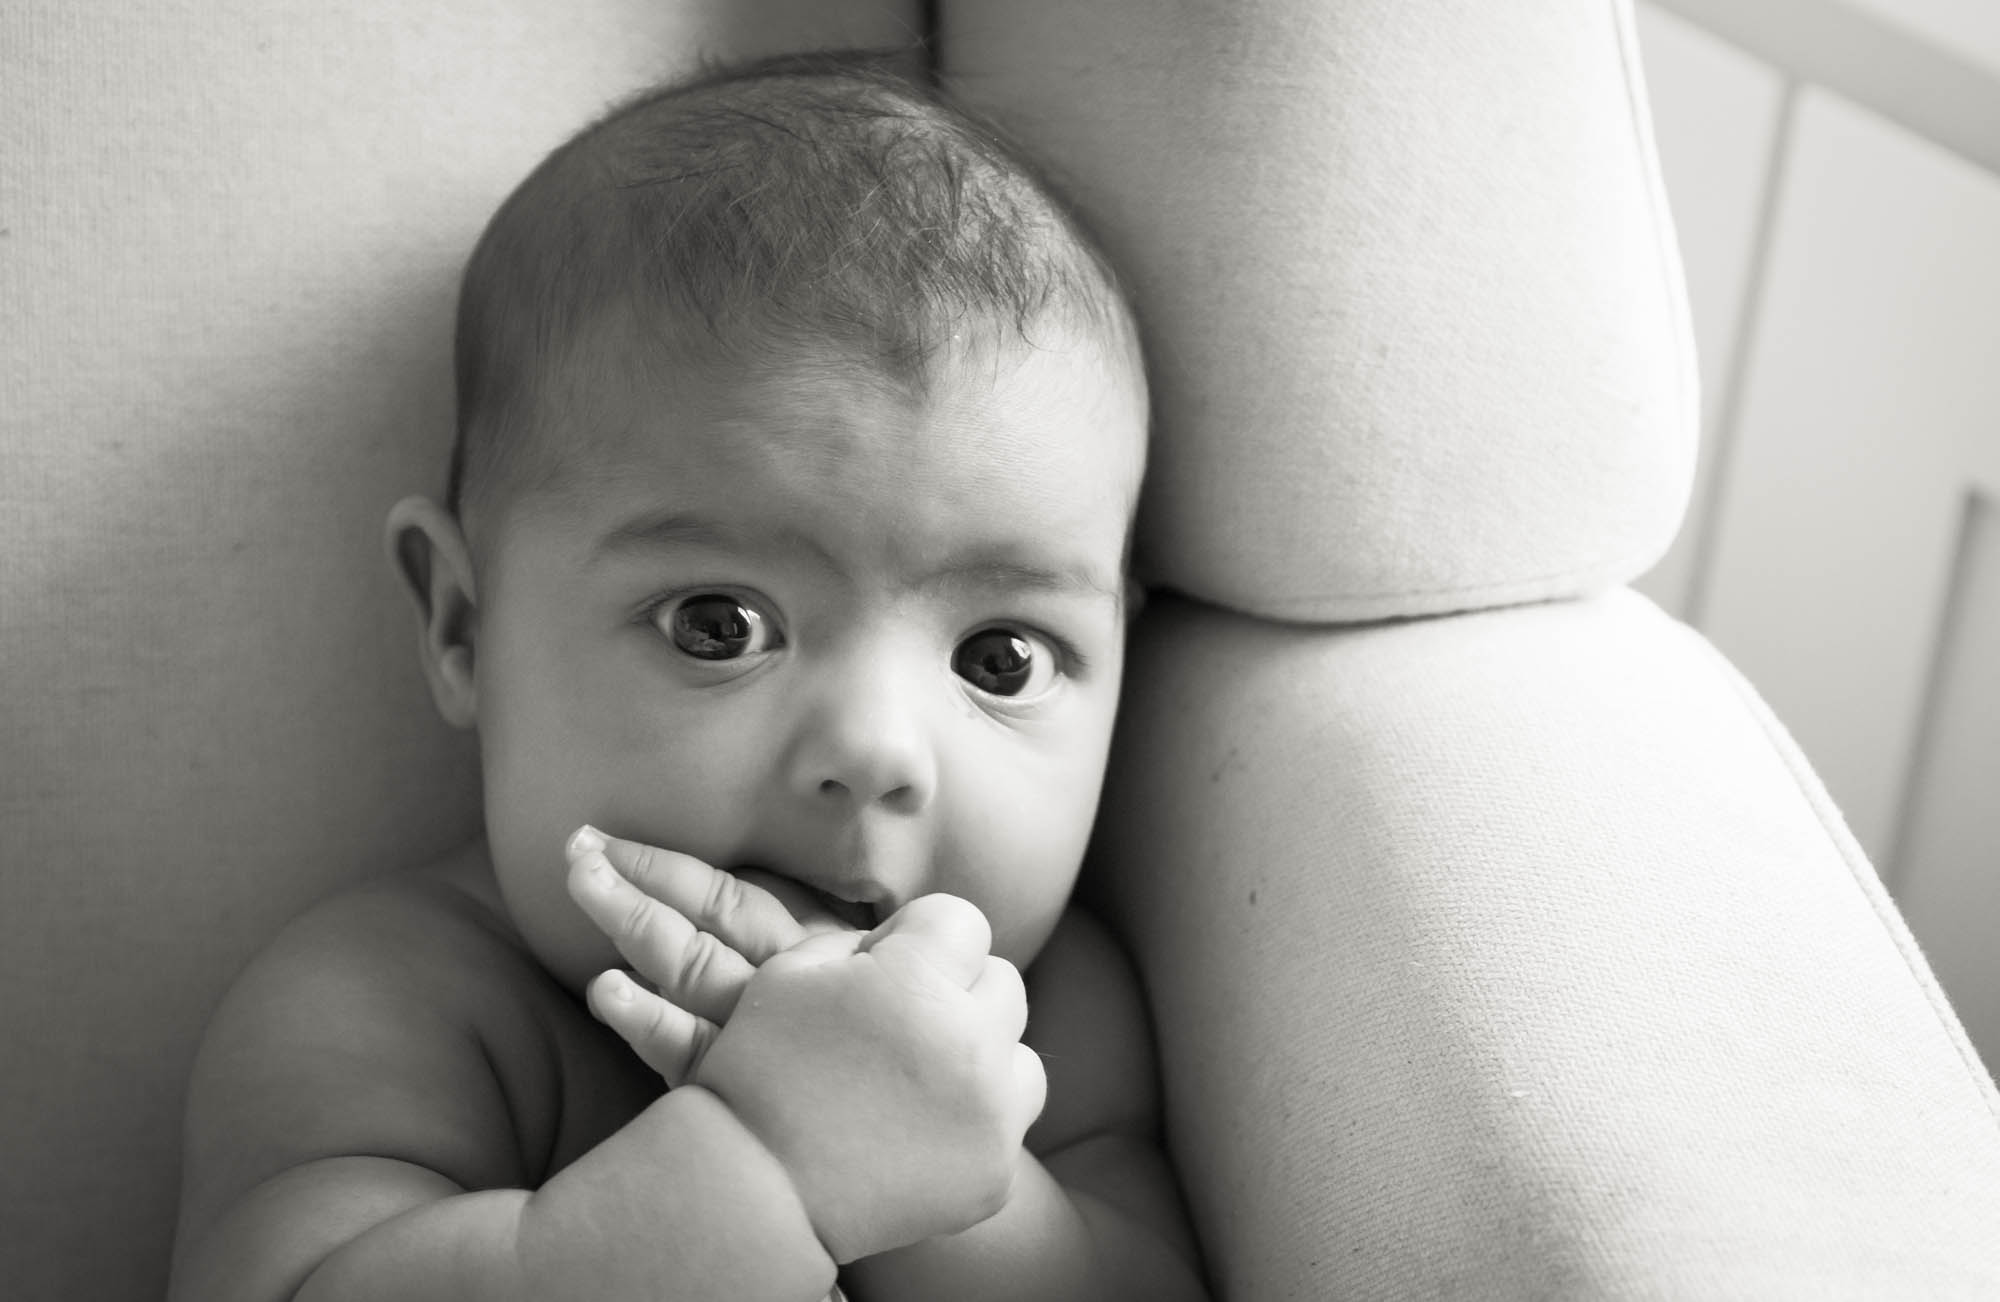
[384,496,479,728]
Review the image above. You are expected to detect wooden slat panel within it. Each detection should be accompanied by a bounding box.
[1702,88,2000,863]
[1896,495,2000,1074]
[1632,3,1787,618]
[1649,0,2000,180]
[1842,0,2000,83]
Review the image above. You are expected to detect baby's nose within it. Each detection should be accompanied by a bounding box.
[786,663,937,814]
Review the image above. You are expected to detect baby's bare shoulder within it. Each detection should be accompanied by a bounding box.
[1024,907,1203,1261]
[178,845,577,1233]
[1023,904,1161,1157]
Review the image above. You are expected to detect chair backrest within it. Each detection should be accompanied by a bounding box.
[1,4,927,1296]
[0,2,1691,1298]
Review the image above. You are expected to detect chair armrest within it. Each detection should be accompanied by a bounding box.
[1089,589,2000,1298]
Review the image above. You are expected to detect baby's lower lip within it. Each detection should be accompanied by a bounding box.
[805,885,877,930]
[735,866,876,930]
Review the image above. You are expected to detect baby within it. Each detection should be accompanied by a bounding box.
[170,51,1204,1302]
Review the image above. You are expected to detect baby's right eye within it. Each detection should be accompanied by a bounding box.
[656,593,784,661]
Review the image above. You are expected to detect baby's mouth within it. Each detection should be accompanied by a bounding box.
[814,890,880,931]
[733,865,880,932]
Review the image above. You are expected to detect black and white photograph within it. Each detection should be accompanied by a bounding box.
[4,1,1997,1298]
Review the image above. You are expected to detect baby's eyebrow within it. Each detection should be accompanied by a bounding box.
[595,511,735,553]
[593,511,836,567]
[921,554,1122,604]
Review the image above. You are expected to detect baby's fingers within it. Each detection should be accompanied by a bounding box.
[568,848,755,1023]
[862,893,992,990]
[1012,1041,1049,1134]
[970,958,1041,1133]
[584,829,812,963]
[968,954,1029,1045]
[586,970,719,1086]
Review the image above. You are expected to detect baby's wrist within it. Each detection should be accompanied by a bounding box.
[670,1084,840,1267]
[516,1084,838,1301]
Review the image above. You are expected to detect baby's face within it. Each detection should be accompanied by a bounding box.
[472,323,1146,990]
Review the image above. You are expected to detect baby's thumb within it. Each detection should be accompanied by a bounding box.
[860,894,991,990]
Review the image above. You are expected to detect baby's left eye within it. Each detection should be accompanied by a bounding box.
[952,627,1060,700]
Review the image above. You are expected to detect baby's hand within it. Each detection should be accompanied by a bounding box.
[696,897,1045,1260]
[564,832,1046,1262]
[564,827,851,1029]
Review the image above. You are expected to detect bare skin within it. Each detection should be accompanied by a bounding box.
[171,845,1201,1301]
[170,325,1207,1300]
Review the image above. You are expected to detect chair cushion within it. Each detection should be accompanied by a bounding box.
[945,0,1698,620]
[1090,589,2000,1298]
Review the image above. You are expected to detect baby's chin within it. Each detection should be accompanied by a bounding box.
[477,861,625,994]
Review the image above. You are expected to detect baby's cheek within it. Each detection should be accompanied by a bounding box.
[594,688,786,828]
[475,725,640,989]
[483,815,623,992]
[944,799,1091,968]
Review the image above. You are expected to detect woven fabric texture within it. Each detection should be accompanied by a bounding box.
[944,0,1697,620]
[1093,590,2000,1299]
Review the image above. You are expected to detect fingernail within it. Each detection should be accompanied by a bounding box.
[567,824,607,858]
[604,970,635,1002]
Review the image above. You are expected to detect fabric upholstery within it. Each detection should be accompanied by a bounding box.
[944,0,1696,620]
[1,4,923,1298]
[1091,591,2000,1299]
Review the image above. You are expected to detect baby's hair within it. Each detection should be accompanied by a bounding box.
[448,49,1136,525]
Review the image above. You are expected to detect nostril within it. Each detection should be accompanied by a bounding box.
[811,776,923,811]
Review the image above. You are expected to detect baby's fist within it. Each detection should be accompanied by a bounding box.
[693,895,1046,1263]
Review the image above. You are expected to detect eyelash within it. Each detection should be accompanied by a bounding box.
[1028,628,1090,677]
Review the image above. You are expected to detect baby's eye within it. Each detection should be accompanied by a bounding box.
[658,593,783,661]
[952,627,1059,700]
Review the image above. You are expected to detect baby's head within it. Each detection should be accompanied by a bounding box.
[389,53,1148,989]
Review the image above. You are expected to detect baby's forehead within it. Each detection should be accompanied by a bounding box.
[509,316,1144,580]
[563,308,1145,483]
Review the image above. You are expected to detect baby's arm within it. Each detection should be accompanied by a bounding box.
[168,877,919,1302]
[295,1090,831,1302]
[572,835,1208,1302]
